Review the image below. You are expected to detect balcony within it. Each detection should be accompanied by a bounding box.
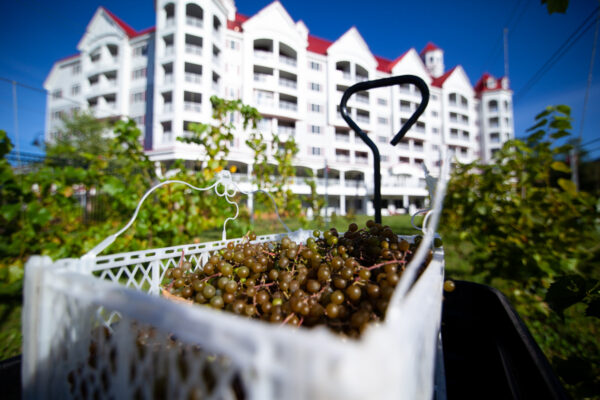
[279,100,297,111]
[356,95,369,104]
[254,73,273,85]
[212,82,220,92]
[279,54,297,67]
[356,157,369,165]
[255,98,274,108]
[278,126,295,136]
[278,77,297,89]
[344,179,365,188]
[336,155,350,163]
[335,134,350,142]
[163,103,173,113]
[356,75,368,83]
[164,46,174,56]
[185,72,202,84]
[212,55,221,67]
[356,114,370,124]
[184,102,202,112]
[254,49,273,60]
[165,17,175,28]
[186,16,203,28]
[164,74,174,84]
[185,44,202,56]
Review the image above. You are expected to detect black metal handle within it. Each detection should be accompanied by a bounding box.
[340,75,430,224]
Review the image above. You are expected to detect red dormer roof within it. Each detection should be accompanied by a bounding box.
[227,12,249,32]
[431,66,457,87]
[474,72,508,96]
[307,35,333,55]
[101,7,154,38]
[420,42,441,55]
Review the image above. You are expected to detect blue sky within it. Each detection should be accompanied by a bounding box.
[1,0,598,158]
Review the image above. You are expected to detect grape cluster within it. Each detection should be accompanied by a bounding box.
[163,221,431,338]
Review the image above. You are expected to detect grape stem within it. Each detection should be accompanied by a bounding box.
[363,259,406,271]
[280,312,296,326]
[200,273,221,282]
[178,249,185,268]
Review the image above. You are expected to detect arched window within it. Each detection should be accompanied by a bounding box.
[488,100,498,112]
[186,3,204,28]
[164,3,175,27]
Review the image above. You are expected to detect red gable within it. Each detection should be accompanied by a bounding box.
[101,7,154,38]
[474,72,508,96]
[420,42,441,55]
[227,12,249,32]
[431,66,457,87]
[307,35,333,55]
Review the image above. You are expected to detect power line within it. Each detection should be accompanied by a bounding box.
[582,136,600,147]
[0,76,125,118]
[515,6,600,102]
[481,0,524,72]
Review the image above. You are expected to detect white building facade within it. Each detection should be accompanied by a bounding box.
[45,1,514,216]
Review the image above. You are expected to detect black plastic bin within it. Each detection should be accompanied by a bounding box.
[441,280,569,399]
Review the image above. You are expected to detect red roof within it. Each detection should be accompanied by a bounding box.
[101,7,154,38]
[57,53,80,63]
[307,35,333,55]
[474,72,508,95]
[431,66,457,87]
[420,42,441,55]
[227,12,249,32]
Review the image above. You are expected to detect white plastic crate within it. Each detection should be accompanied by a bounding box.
[22,171,448,400]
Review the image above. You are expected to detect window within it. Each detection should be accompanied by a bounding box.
[133,45,148,57]
[381,155,389,162]
[309,82,321,91]
[309,125,322,134]
[377,136,387,144]
[132,67,147,79]
[309,61,321,70]
[52,90,62,99]
[431,110,438,117]
[377,116,388,125]
[133,115,145,125]
[52,110,63,120]
[309,103,322,113]
[432,127,439,134]
[71,85,80,96]
[131,91,146,103]
[431,94,438,101]
[309,146,322,156]
[490,132,500,143]
[432,144,439,151]
[377,98,387,106]
[228,40,239,50]
[72,64,81,74]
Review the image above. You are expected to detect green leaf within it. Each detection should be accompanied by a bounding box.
[545,274,588,315]
[7,265,24,284]
[586,297,600,319]
[549,130,569,139]
[555,104,571,114]
[526,119,547,132]
[535,107,553,120]
[557,178,576,194]
[549,119,571,130]
[550,161,571,173]
[541,0,569,14]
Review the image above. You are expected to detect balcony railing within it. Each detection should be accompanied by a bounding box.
[186,16,203,28]
[278,78,297,89]
[212,55,221,66]
[356,115,370,123]
[356,95,369,104]
[185,72,202,84]
[212,82,220,92]
[335,134,350,142]
[254,49,273,60]
[356,157,368,165]
[165,17,175,28]
[164,74,174,84]
[356,75,368,83]
[255,98,274,108]
[336,155,350,163]
[279,54,297,67]
[254,73,272,83]
[344,179,365,188]
[184,102,202,112]
[279,100,297,111]
[163,103,173,113]
[185,44,202,56]
[278,126,295,135]
[164,46,174,56]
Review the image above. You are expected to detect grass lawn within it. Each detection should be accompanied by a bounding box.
[0,214,465,362]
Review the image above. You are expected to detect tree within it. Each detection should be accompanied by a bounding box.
[441,105,600,397]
